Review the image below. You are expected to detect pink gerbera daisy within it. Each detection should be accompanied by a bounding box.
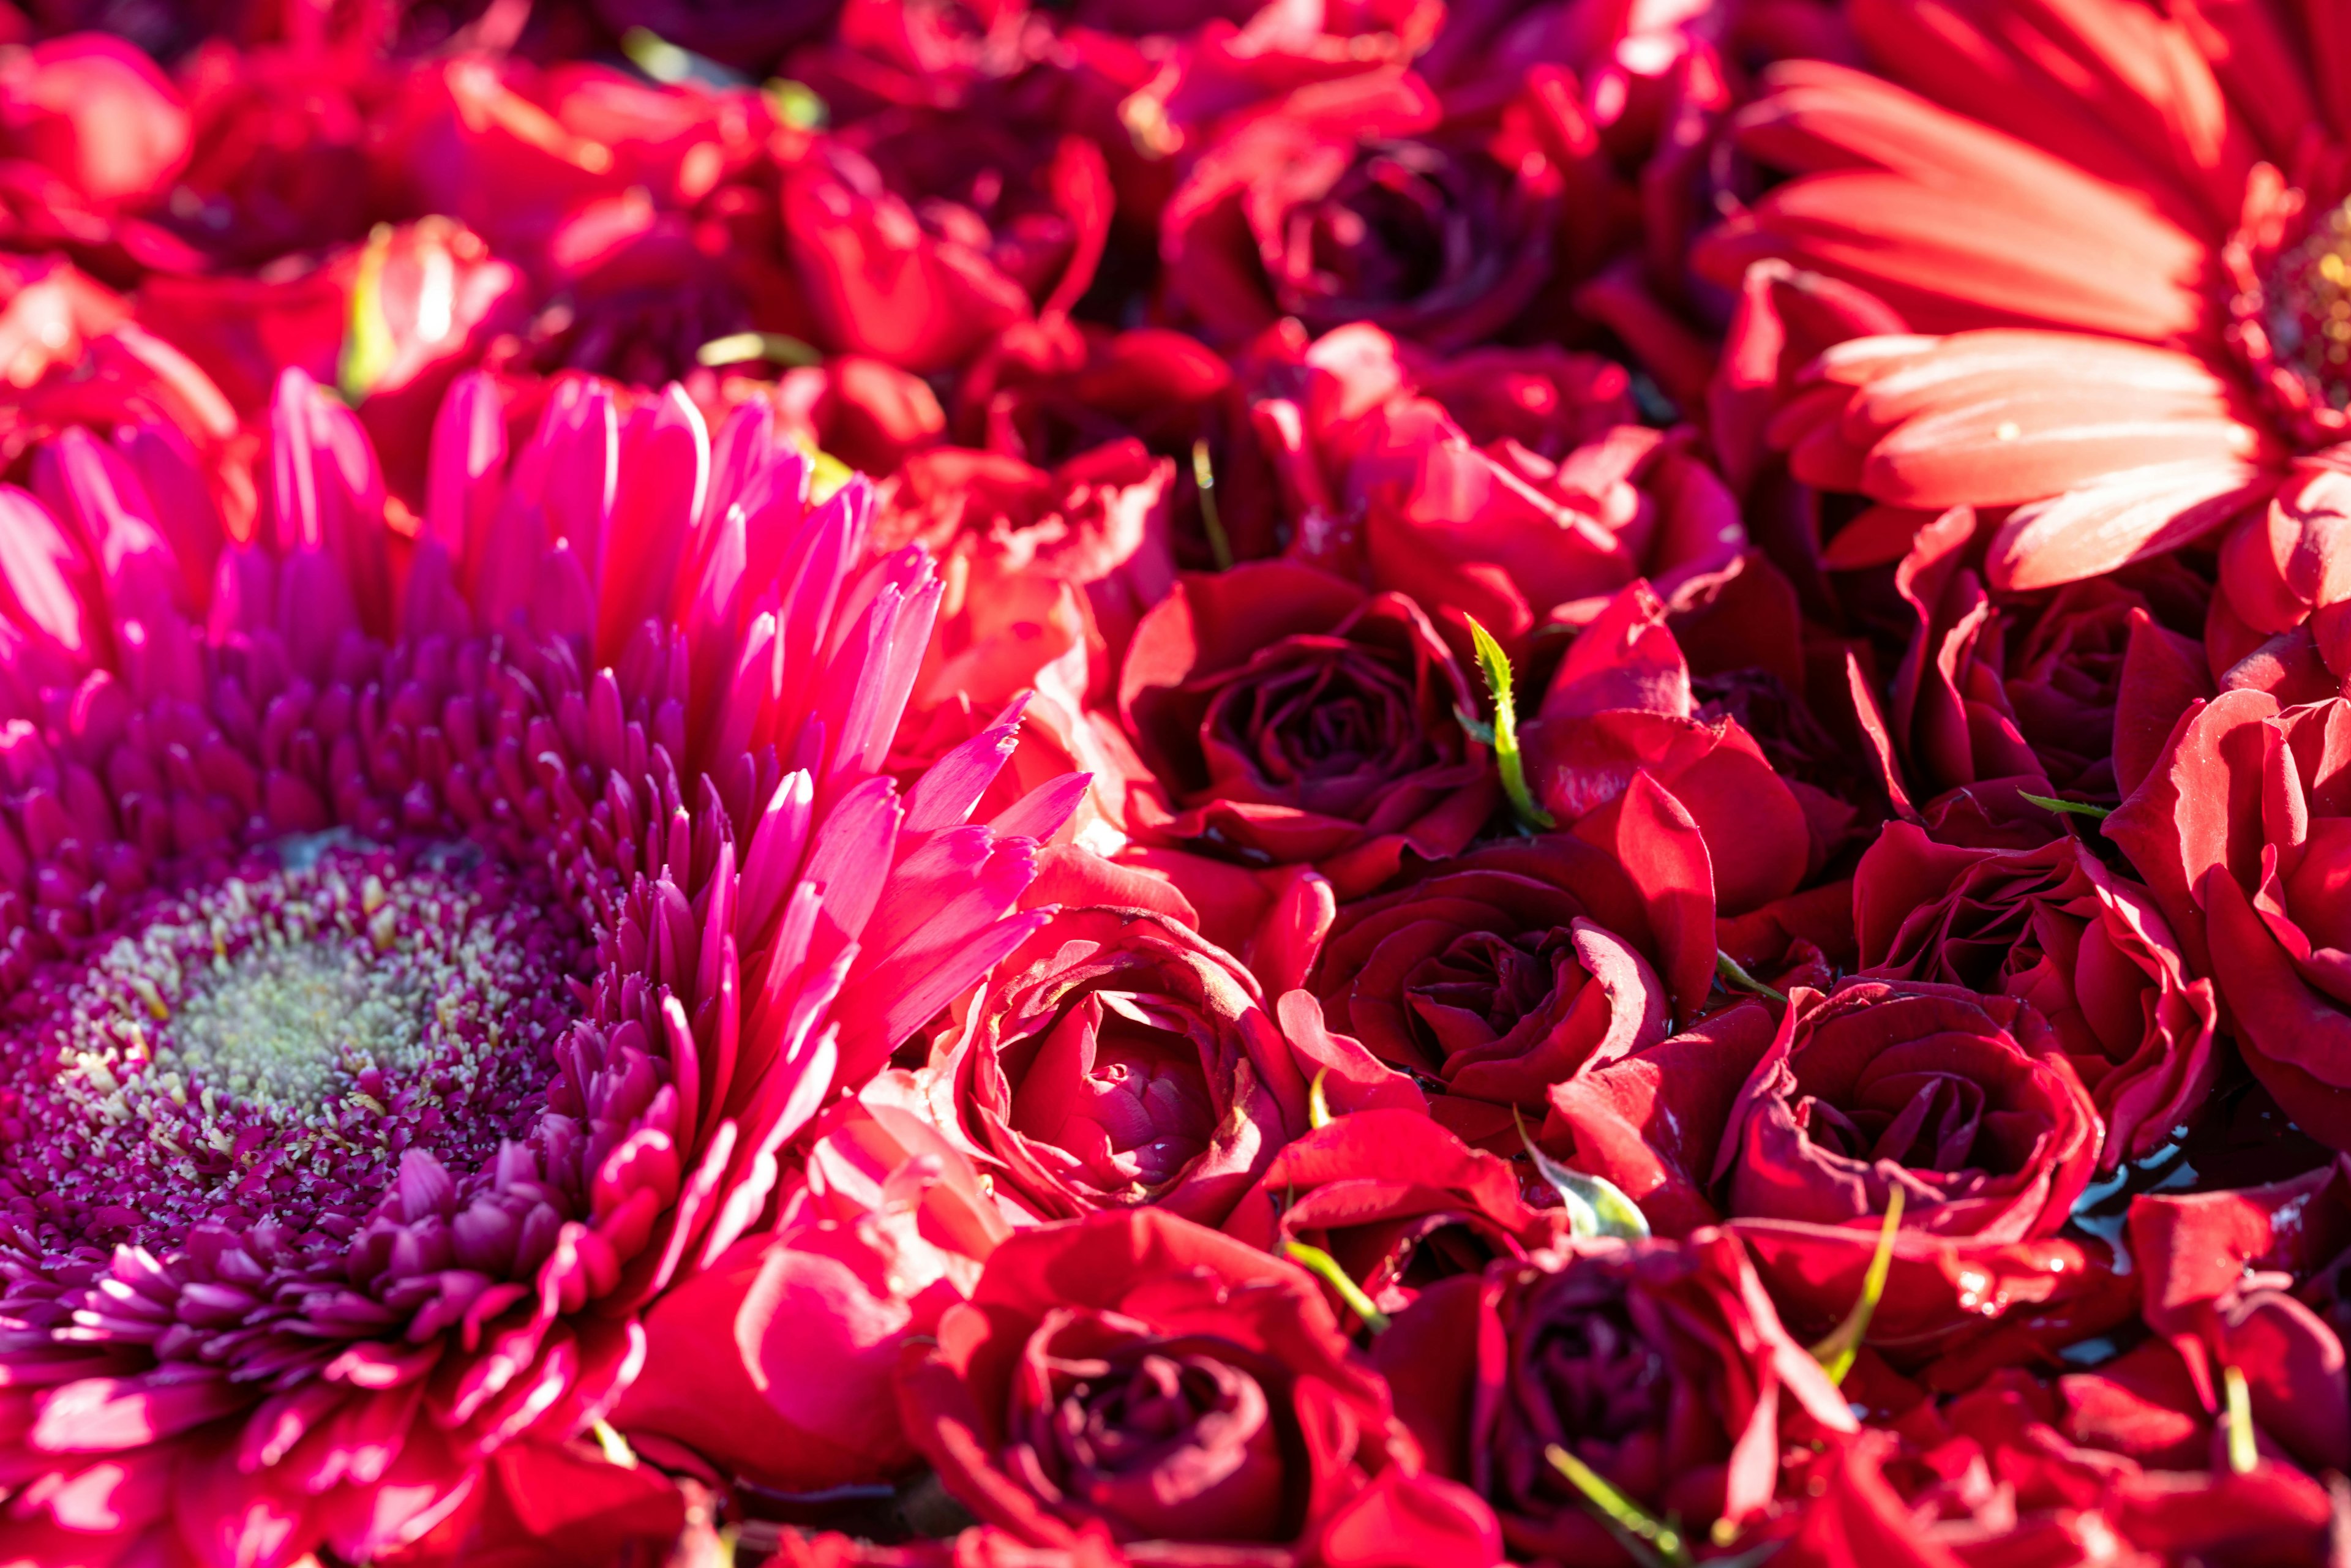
[0,366,1066,1564]
[1696,0,2351,618]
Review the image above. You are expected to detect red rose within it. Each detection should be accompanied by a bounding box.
[1520,579,1820,917]
[1545,983,2108,1356]
[1853,822,2219,1166]
[1349,408,1746,640]
[0,34,190,275]
[1782,1401,2336,1568]
[2107,689,2351,1150]
[1222,1109,1569,1322]
[1161,70,1557,354]
[1373,1231,1856,1562]
[615,1095,1011,1491]
[1117,558,1496,898]
[783,116,1111,373]
[896,1207,1501,1566]
[1887,506,2214,808]
[906,906,1414,1225]
[884,438,1177,722]
[1307,823,1715,1141]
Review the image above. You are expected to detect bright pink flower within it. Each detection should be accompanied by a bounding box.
[0,364,1069,1563]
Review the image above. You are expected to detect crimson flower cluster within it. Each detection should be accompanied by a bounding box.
[1,0,2350,1565]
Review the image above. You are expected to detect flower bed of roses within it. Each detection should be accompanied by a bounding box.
[0,0,2347,1565]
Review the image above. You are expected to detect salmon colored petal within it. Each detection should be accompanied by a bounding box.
[1989,460,2274,590]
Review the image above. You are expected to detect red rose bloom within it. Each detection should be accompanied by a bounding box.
[1222,1109,1569,1322]
[1118,558,1496,898]
[2107,689,2351,1150]
[782,116,1112,373]
[1374,1231,1856,1563]
[1160,69,1557,354]
[896,1207,1499,1566]
[1854,822,2220,1166]
[1307,825,1715,1140]
[908,905,1413,1225]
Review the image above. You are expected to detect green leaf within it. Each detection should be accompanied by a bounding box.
[1466,616,1556,831]
[1810,1186,1905,1384]
[764,78,828,129]
[1516,1108,1649,1240]
[1191,439,1234,571]
[591,1419,639,1469]
[1308,1068,1332,1131]
[2018,792,2112,821]
[696,331,823,369]
[2225,1363,2258,1474]
[1545,1445,1690,1568]
[1715,950,1789,1006]
[335,224,398,405]
[1284,1240,1390,1332]
[621,26,697,83]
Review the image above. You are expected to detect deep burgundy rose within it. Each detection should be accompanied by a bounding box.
[782,114,1112,373]
[1117,558,1496,898]
[1520,579,1818,917]
[1854,821,2219,1166]
[1888,505,2214,808]
[907,906,1414,1225]
[1308,825,1715,1141]
[2107,691,2351,1150]
[1374,1231,1856,1564]
[1223,1109,1569,1322]
[896,1208,1504,1567]
[1161,69,1557,354]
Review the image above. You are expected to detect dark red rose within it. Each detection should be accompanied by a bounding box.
[896,1207,1503,1567]
[1854,822,2219,1166]
[1349,409,1747,641]
[1307,822,1715,1141]
[1374,1231,1856,1564]
[1161,69,1556,354]
[1544,982,2107,1356]
[954,317,1286,568]
[2058,1166,2351,1479]
[1222,1109,1569,1324]
[1520,579,1819,917]
[906,906,1416,1225]
[1117,558,1497,899]
[782,114,1111,373]
[1782,1396,2336,1568]
[2107,690,2351,1150]
[1887,505,2214,809]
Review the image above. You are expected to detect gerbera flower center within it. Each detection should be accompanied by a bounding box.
[2261,193,2351,413]
[1,838,584,1257]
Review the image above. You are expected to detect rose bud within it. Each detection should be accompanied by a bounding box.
[2107,689,2351,1150]
[896,1207,1503,1563]
[906,905,1415,1226]
[1117,558,1497,899]
[1223,1109,1569,1322]
[1374,1231,1856,1562]
[1854,822,2220,1166]
[1308,818,1717,1142]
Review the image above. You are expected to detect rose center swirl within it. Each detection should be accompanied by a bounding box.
[0,838,586,1259]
